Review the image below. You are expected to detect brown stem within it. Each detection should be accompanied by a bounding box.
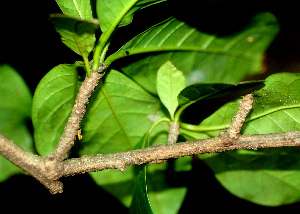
[48,64,106,161]
[62,131,300,176]
[1,92,300,195]
[167,122,180,144]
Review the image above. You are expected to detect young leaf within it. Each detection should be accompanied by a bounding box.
[191,73,300,206]
[32,64,81,155]
[96,0,166,33]
[50,14,98,57]
[55,0,93,20]
[110,12,279,94]
[0,64,34,181]
[157,61,185,119]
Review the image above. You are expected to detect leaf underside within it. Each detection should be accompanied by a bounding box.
[195,73,300,206]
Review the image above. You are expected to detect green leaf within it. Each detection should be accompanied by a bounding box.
[79,69,168,206]
[202,148,300,206]
[96,0,166,33]
[0,64,34,181]
[80,69,166,155]
[109,12,279,94]
[130,134,154,214]
[194,73,300,206]
[32,64,81,156]
[55,0,93,20]
[157,61,185,119]
[50,14,98,56]
[130,164,153,214]
[146,161,187,214]
[178,81,263,108]
[79,70,186,212]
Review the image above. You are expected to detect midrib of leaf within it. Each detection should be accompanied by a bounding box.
[184,105,300,132]
[72,0,83,19]
[105,46,252,67]
[99,80,133,148]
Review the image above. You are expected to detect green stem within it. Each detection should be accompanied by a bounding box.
[148,117,171,136]
[93,0,139,71]
[92,34,108,71]
[99,41,110,63]
[174,104,189,123]
[180,122,228,132]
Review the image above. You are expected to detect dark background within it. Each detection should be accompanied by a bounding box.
[0,0,299,212]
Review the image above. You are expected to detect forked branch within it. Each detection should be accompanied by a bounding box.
[1,83,300,194]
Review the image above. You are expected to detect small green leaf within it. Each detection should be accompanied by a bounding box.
[0,64,34,181]
[55,0,93,20]
[157,61,185,119]
[112,12,279,94]
[50,14,98,56]
[32,64,81,156]
[96,0,166,33]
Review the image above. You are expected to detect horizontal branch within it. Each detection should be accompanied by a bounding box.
[62,131,300,176]
[1,93,300,195]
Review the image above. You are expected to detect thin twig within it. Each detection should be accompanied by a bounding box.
[167,122,180,144]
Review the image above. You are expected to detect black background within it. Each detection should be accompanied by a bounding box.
[0,0,300,212]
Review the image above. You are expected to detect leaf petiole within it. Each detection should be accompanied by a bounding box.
[148,117,171,137]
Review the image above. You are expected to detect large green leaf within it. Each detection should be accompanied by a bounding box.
[79,70,186,212]
[0,64,34,181]
[96,0,166,33]
[109,12,279,94]
[32,64,81,156]
[79,69,168,207]
[55,0,93,20]
[191,72,300,206]
[50,14,98,56]
[157,61,185,119]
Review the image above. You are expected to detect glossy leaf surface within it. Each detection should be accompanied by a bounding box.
[55,0,93,20]
[114,13,279,94]
[32,64,81,155]
[96,0,166,32]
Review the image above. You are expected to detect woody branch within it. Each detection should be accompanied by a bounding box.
[1,85,300,194]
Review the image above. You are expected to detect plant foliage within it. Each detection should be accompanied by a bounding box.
[2,0,300,212]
